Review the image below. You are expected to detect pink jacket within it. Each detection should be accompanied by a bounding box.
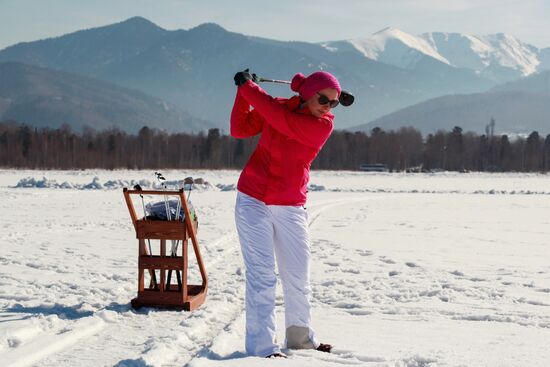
[230,80,334,205]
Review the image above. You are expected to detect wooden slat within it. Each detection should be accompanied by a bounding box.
[180,191,208,291]
[123,188,139,229]
[139,256,184,270]
[136,220,188,240]
[125,189,184,196]
[182,239,188,302]
[160,239,166,292]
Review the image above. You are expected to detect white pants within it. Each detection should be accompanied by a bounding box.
[235,191,318,357]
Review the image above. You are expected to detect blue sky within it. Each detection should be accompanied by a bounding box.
[1,0,549,49]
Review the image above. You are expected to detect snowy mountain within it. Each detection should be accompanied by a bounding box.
[324,27,450,70]
[421,32,541,81]
[323,28,548,83]
[0,19,351,128]
[1,19,548,132]
[0,18,496,130]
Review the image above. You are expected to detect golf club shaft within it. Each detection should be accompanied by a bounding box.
[258,77,290,85]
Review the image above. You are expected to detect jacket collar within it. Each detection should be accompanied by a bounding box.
[286,95,305,112]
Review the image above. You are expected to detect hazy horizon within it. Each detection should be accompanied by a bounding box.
[1,0,549,50]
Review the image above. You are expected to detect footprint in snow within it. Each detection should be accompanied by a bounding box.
[469,277,487,282]
[342,268,360,274]
[356,249,373,256]
[26,262,43,269]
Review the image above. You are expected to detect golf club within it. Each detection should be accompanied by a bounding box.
[154,172,171,221]
[257,77,355,107]
[184,176,194,201]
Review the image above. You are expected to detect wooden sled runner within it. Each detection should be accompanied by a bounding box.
[123,188,207,311]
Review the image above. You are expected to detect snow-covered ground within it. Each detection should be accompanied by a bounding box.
[1,170,549,367]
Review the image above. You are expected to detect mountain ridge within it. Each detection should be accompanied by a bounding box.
[0,61,208,133]
[0,18,546,133]
[353,70,550,135]
[323,27,548,82]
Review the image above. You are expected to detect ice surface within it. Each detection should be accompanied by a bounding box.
[1,170,549,366]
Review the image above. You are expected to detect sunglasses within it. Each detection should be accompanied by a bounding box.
[317,93,340,108]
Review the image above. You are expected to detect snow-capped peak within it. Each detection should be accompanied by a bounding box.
[480,33,539,74]
[344,27,450,69]
[320,28,545,80]
[420,31,540,76]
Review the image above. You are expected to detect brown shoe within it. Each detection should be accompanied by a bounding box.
[266,352,287,358]
[316,343,332,353]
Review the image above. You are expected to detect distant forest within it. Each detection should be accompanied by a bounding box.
[1,121,550,172]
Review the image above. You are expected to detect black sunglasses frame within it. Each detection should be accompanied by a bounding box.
[317,93,340,108]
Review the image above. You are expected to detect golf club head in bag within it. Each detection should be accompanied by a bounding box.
[155,172,166,181]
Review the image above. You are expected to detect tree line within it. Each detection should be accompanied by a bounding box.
[1,121,550,172]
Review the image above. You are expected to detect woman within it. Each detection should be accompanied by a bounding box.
[231,70,341,358]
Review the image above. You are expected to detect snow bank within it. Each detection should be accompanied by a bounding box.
[13,176,216,191]
[12,174,550,195]
[14,177,76,189]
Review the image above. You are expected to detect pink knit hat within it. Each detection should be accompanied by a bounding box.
[291,71,341,100]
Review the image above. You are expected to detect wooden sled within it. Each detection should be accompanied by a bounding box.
[123,188,207,311]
